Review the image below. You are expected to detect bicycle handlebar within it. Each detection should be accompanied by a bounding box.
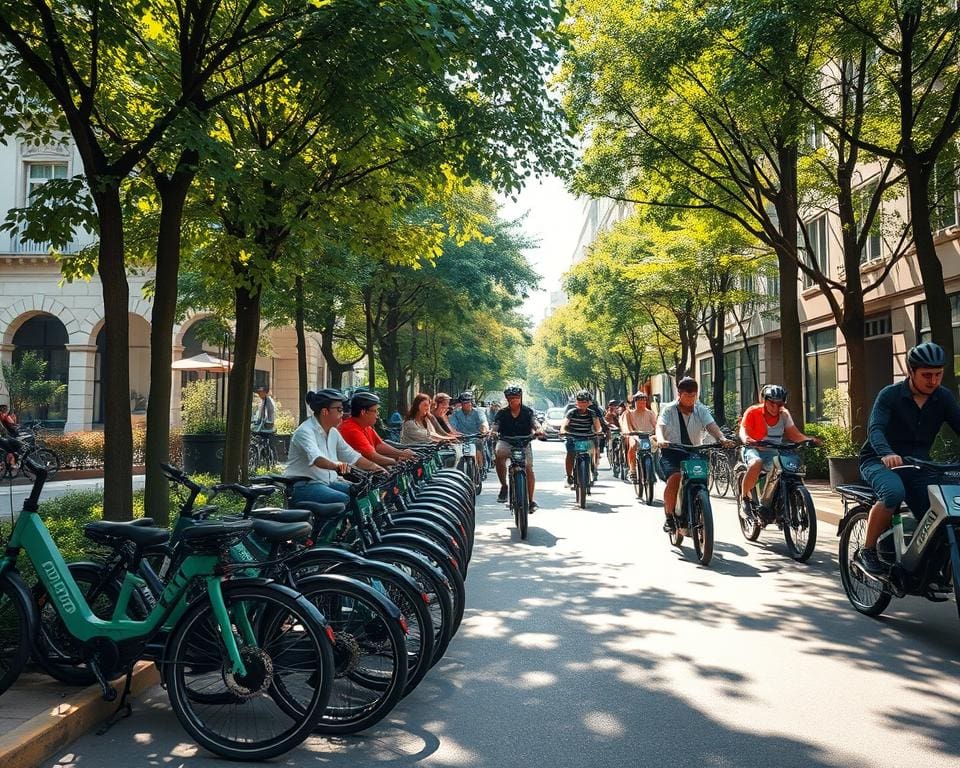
[748,439,816,450]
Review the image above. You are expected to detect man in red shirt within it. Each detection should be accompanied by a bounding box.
[340,391,416,467]
[739,385,820,513]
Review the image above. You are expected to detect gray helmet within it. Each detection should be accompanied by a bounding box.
[458,391,475,404]
[306,388,347,412]
[349,390,381,416]
[907,342,946,370]
[575,389,592,402]
[762,384,788,403]
[503,386,522,397]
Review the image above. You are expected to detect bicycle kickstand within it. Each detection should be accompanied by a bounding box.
[96,666,135,735]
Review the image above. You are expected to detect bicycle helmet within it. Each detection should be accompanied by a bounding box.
[575,389,592,402]
[503,386,522,398]
[306,388,347,412]
[458,391,475,404]
[762,384,788,403]
[349,390,381,416]
[907,342,946,370]
[607,399,619,407]
[633,390,647,400]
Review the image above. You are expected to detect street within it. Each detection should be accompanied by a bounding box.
[45,441,960,768]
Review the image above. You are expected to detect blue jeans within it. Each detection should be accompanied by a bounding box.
[859,460,930,516]
[290,479,352,507]
[743,447,777,472]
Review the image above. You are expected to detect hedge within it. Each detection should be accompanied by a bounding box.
[40,426,183,470]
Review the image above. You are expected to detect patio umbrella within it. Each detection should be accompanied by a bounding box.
[170,352,233,372]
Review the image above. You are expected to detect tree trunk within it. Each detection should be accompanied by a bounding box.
[144,152,197,527]
[905,160,955,394]
[223,284,261,483]
[706,309,726,425]
[295,277,308,423]
[774,143,804,430]
[318,307,355,392]
[363,288,376,390]
[96,189,133,521]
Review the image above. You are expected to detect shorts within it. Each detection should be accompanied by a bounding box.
[743,447,777,472]
[565,436,599,455]
[496,440,533,466]
[657,447,687,479]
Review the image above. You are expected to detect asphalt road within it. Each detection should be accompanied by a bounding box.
[44,441,960,768]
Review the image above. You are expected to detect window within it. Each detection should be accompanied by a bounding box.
[12,315,69,425]
[724,350,737,402]
[916,294,960,374]
[253,370,270,391]
[699,358,713,404]
[801,216,829,287]
[26,162,68,204]
[856,183,883,263]
[806,123,826,151]
[864,314,891,338]
[930,154,959,232]
[739,345,759,411]
[805,328,837,422]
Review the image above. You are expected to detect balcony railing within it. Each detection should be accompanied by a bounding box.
[6,234,93,256]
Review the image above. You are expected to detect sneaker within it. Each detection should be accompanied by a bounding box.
[497,486,508,503]
[662,516,677,534]
[855,547,886,576]
[628,471,638,483]
[567,474,575,486]
[529,501,538,514]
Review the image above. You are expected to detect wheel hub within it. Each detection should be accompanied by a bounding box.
[224,646,273,698]
[333,631,361,677]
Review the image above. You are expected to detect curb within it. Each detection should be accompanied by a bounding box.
[0,662,159,768]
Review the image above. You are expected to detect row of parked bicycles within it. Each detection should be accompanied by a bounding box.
[1,420,61,480]
[0,433,476,761]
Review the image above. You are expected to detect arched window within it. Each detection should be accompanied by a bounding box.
[12,315,69,425]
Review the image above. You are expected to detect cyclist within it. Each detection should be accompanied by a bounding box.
[738,385,821,519]
[340,390,416,467]
[855,342,960,575]
[492,385,542,510]
[561,391,603,488]
[450,392,489,472]
[430,393,460,436]
[565,392,606,480]
[656,376,733,533]
[251,385,276,457]
[401,393,457,444]
[285,388,386,507]
[621,391,658,483]
[0,404,17,437]
[604,400,620,429]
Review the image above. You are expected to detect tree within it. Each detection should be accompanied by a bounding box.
[0,351,67,419]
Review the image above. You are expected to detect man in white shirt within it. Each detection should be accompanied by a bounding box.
[285,388,385,506]
[656,377,731,533]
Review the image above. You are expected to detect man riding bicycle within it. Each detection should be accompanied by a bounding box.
[449,391,489,472]
[855,342,960,575]
[620,391,658,483]
[656,377,733,533]
[492,386,542,510]
[739,385,820,519]
[561,391,603,488]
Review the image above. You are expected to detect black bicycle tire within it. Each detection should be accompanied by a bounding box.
[0,572,35,696]
[692,486,714,566]
[514,471,529,540]
[783,484,818,562]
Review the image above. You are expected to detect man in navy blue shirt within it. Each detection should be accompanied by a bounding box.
[856,342,960,575]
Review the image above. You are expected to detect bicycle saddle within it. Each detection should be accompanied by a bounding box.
[290,501,348,521]
[249,509,312,524]
[84,520,170,549]
[251,519,312,543]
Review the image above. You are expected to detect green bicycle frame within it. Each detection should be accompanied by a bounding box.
[1,509,250,676]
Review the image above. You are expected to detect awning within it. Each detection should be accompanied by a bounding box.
[171,352,233,372]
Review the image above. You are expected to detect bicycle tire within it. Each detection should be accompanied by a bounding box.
[297,575,407,735]
[643,455,655,506]
[0,572,36,696]
[576,457,588,509]
[691,487,714,566]
[838,510,891,616]
[514,471,528,540]
[164,582,334,761]
[26,447,60,479]
[734,468,761,541]
[713,453,731,497]
[783,484,818,562]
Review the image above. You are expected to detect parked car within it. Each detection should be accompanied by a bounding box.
[541,407,566,440]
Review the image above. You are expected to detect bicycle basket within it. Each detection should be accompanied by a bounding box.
[681,457,709,480]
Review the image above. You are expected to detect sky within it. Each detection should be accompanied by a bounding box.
[497,175,584,327]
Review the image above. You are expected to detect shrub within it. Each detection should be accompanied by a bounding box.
[181,379,225,434]
[272,399,297,435]
[40,426,179,469]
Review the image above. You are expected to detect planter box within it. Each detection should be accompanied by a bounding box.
[828,456,862,489]
[182,434,226,476]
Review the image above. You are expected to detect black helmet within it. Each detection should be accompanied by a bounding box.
[677,376,698,393]
[907,342,946,370]
[503,386,522,397]
[349,390,381,416]
[458,391,475,403]
[762,384,788,403]
[575,389,592,401]
[306,388,347,412]
[607,399,619,407]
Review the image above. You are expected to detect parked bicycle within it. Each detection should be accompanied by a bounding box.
[1,424,60,480]
[663,443,727,566]
[248,429,278,472]
[0,436,335,760]
[733,439,819,562]
[836,459,960,620]
[708,430,736,498]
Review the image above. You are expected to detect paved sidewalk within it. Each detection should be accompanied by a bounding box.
[0,474,146,517]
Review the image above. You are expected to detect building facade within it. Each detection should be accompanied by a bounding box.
[0,135,333,432]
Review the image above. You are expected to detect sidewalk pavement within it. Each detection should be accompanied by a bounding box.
[0,476,854,768]
[0,474,146,517]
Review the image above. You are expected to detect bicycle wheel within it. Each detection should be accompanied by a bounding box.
[298,575,407,735]
[783,485,818,562]
[691,487,714,566]
[838,510,891,616]
[164,583,334,761]
[713,453,731,497]
[0,572,35,696]
[26,448,60,479]
[576,458,588,509]
[643,455,655,506]
[632,457,642,498]
[514,471,528,540]
[734,468,761,541]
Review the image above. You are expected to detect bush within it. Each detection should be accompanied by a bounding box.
[181,379,225,434]
[40,427,181,470]
[800,423,831,479]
